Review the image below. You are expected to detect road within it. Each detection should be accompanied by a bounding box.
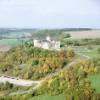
[0,75,42,96]
[0,76,41,86]
[9,81,42,96]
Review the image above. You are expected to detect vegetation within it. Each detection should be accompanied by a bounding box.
[0,94,65,100]
[62,38,100,46]
[35,60,99,97]
[0,45,75,80]
[88,74,100,93]
[0,82,30,97]
[0,29,100,99]
[32,28,91,39]
[1,59,100,100]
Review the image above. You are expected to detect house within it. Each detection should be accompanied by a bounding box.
[33,36,60,50]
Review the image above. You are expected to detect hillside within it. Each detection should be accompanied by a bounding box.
[0,46,75,80]
[0,29,100,99]
[0,44,100,99]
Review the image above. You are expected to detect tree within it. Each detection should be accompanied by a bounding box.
[65,34,71,38]
[97,48,100,54]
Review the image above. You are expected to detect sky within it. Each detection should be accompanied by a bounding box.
[0,0,100,29]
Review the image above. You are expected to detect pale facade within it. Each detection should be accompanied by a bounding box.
[33,36,60,50]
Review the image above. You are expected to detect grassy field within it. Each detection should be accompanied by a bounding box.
[0,39,29,46]
[0,39,20,46]
[68,45,100,59]
[81,51,98,58]
[88,74,100,93]
[79,48,99,58]
[62,45,99,59]
[30,94,65,100]
[0,31,32,46]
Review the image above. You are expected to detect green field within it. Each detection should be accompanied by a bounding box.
[80,49,99,58]
[0,39,29,46]
[30,94,65,100]
[70,46,100,59]
[0,39,20,46]
[81,52,97,58]
[88,74,100,93]
[0,31,32,46]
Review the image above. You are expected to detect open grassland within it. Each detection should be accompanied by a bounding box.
[30,94,65,100]
[77,46,100,58]
[68,45,100,59]
[81,51,98,58]
[0,39,29,46]
[0,39,20,46]
[0,31,32,46]
[88,74,100,93]
[64,30,100,39]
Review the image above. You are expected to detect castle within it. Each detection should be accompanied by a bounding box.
[33,36,60,50]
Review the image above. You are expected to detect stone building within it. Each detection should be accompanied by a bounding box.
[33,36,60,50]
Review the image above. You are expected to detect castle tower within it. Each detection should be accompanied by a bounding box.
[46,36,51,41]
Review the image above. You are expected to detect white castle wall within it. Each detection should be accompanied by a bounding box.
[33,39,41,48]
[33,36,60,50]
[42,42,50,49]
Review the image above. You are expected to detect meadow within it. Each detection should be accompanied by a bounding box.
[88,74,100,93]
[31,94,65,100]
[72,45,100,58]
[0,38,30,46]
[0,31,32,46]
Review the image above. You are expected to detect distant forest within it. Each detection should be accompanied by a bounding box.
[0,28,92,33]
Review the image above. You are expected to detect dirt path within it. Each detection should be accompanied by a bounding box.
[0,76,41,86]
[0,45,11,52]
